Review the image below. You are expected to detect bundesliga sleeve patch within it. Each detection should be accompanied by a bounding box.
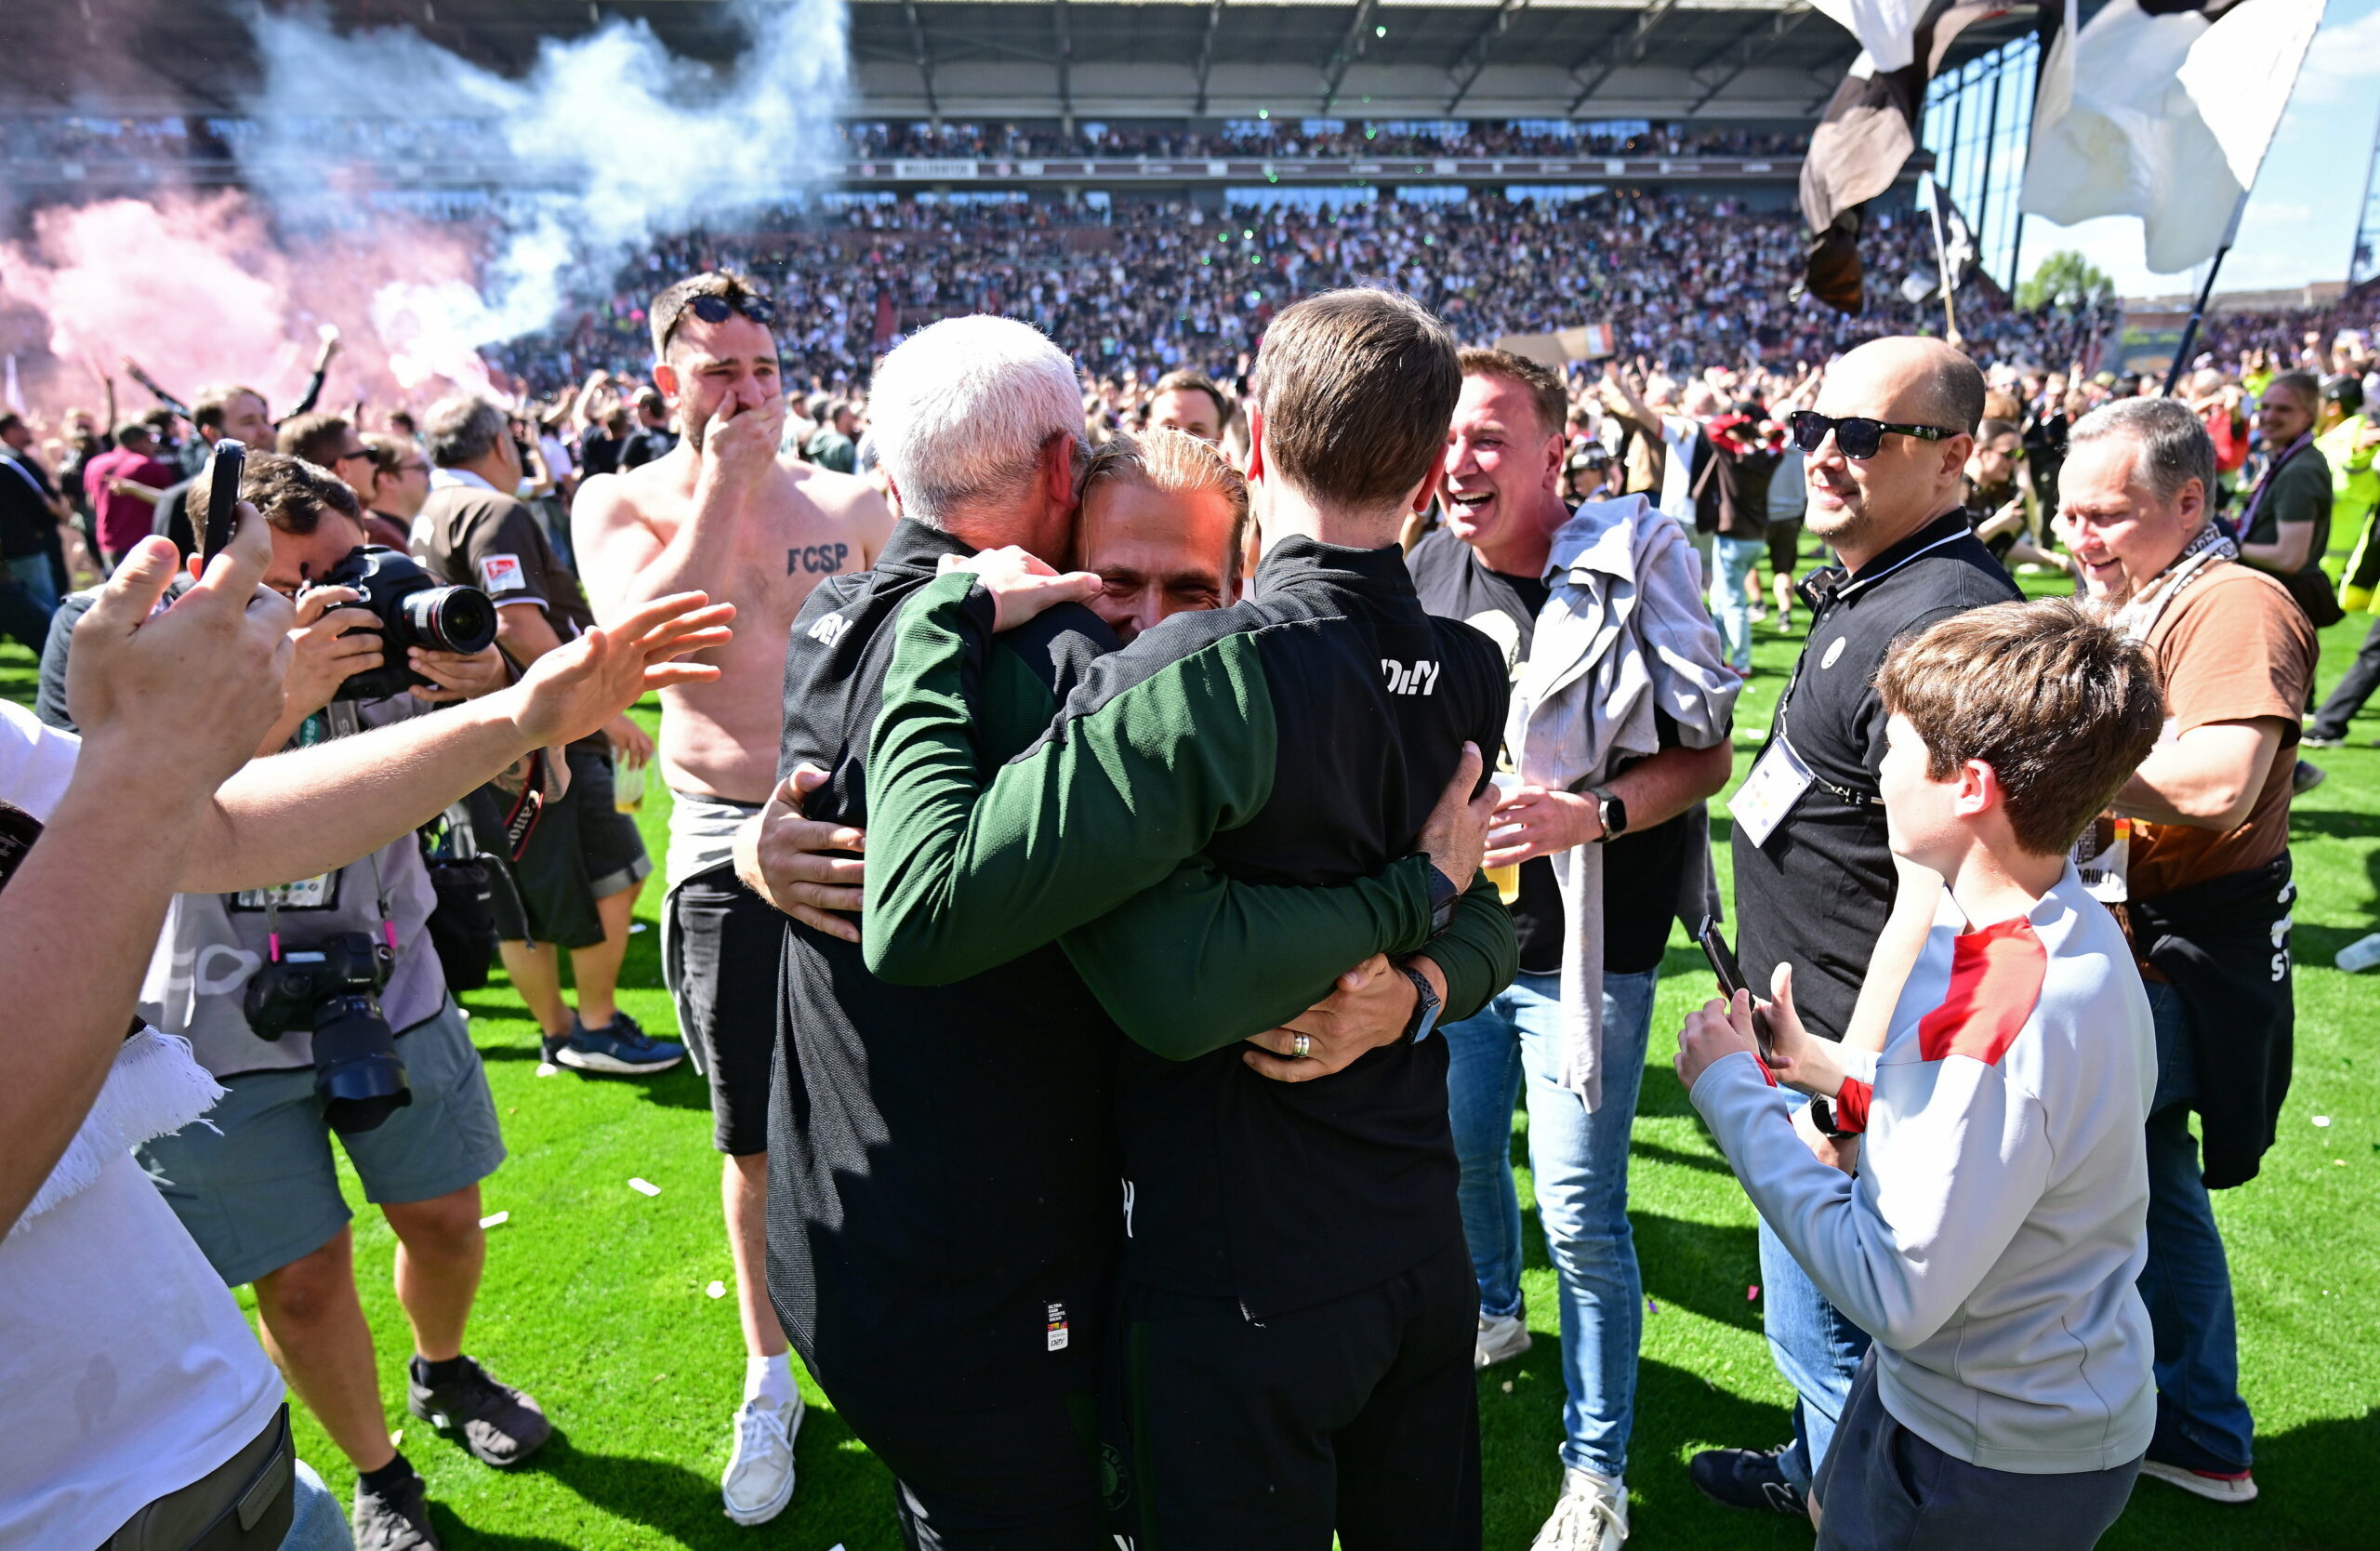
[477,553,528,595]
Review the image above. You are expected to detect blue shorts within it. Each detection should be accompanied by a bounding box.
[138,1001,506,1287]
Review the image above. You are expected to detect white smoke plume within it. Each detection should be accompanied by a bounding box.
[240,0,850,384]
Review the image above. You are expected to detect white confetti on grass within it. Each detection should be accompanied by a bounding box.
[479,1211,509,1228]
[2312,1115,2332,1127]
[707,1280,727,1298]
[628,1177,662,1197]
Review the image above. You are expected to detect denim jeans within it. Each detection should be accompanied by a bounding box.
[1758,1185,1872,1491]
[281,1459,355,1550]
[7,552,58,614]
[1445,966,1656,1478]
[2139,977,2255,1468]
[1709,535,1765,671]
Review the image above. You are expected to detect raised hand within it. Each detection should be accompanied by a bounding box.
[937,547,1101,631]
[507,592,735,749]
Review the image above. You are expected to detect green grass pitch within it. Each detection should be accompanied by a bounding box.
[7,560,2374,1549]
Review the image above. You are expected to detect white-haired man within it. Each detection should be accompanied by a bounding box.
[572,271,889,1528]
[761,314,1501,1548]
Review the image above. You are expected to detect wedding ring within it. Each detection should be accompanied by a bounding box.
[1292,1032,1313,1059]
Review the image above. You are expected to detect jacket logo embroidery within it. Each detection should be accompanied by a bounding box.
[1381,658,1441,696]
[807,612,850,647]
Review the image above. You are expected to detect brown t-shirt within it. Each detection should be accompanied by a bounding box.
[411,483,594,639]
[2127,562,2316,902]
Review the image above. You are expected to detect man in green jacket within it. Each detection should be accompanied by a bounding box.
[866,289,1520,1548]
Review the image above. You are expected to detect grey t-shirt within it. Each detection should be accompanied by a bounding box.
[138,697,446,1078]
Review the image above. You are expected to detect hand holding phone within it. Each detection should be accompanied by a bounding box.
[201,439,247,565]
[1696,917,1775,1062]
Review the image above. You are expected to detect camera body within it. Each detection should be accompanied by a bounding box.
[245,930,412,1133]
[311,547,500,702]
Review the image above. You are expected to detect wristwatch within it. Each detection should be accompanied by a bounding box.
[1398,963,1444,1044]
[1422,861,1461,938]
[1588,786,1628,842]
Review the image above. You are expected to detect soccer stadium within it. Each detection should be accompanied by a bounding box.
[1,0,2376,1548]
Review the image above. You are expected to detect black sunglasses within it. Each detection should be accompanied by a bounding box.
[687,293,775,327]
[1788,410,1954,460]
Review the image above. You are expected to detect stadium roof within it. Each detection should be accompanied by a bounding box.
[12,0,2034,121]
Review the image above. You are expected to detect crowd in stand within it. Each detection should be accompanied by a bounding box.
[0,113,1807,167]
[486,191,2109,396]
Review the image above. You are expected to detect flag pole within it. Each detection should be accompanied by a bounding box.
[2163,192,2248,395]
[1922,175,1959,340]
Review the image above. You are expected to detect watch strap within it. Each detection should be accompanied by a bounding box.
[1421,861,1461,938]
[1398,963,1443,1043]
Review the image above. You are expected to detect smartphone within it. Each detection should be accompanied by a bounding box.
[201,439,247,564]
[1696,917,1774,1061]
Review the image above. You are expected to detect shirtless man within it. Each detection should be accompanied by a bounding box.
[573,271,892,1530]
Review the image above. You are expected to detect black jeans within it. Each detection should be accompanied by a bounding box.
[2308,616,2380,740]
[1124,1239,1482,1551]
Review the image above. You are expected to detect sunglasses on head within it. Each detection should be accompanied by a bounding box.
[686,293,775,327]
[1787,409,1954,460]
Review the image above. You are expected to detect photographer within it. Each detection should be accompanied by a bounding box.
[4,498,729,1548]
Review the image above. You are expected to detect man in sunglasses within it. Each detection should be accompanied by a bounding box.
[1691,336,2020,1521]
[573,269,892,1528]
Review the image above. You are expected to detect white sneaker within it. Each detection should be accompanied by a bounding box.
[2140,1458,2258,1504]
[721,1392,804,1526]
[1532,1467,1628,1551]
[1474,1310,1532,1369]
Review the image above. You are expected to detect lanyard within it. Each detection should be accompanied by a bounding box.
[2110,522,2237,643]
[2236,432,2312,536]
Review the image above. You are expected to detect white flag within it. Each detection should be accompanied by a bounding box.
[2019,0,2326,274]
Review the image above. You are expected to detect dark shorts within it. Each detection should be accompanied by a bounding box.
[1814,1350,2141,1551]
[1122,1239,1481,1551]
[479,742,651,950]
[825,1384,1108,1551]
[1767,518,1805,575]
[664,864,784,1155]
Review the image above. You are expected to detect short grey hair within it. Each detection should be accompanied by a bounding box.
[422,393,508,470]
[2069,397,2215,508]
[869,315,1084,528]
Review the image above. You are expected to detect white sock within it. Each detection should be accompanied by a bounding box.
[745,1352,794,1409]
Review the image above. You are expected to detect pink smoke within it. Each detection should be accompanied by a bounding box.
[0,189,502,429]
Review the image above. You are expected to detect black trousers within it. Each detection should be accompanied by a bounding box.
[1124,1239,1482,1551]
[2309,616,2380,740]
[826,1384,1109,1551]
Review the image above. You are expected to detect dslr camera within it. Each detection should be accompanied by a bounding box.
[310,547,500,702]
[245,931,411,1133]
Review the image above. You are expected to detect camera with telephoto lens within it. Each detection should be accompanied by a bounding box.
[244,931,412,1133]
[310,546,500,702]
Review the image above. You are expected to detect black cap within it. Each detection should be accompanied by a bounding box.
[2321,374,2364,412]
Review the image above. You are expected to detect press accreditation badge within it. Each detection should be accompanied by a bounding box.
[231,874,339,911]
[1729,737,1816,851]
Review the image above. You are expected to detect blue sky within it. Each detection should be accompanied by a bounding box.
[2021,0,2380,298]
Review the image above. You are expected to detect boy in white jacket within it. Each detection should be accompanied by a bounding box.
[1675,598,2167,1550]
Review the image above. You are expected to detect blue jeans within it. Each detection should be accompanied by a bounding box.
[7,552,58,614]
[1445,966,1655,1478]
[2139,978,2255,1468]
[281,1459,355,1550]
[1758,1188,1871,1491]
[1710,535,1764,671]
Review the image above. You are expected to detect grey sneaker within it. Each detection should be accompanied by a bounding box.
[407,1354,552,1468]
[352,1467,442,1550]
